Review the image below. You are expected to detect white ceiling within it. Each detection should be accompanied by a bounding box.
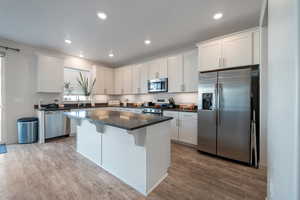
[0,0,262,67]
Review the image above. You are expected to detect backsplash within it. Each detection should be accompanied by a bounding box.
[107,92,198,104]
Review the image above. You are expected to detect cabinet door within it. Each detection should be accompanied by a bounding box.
[148,58,168,79]
[37,55,64,93]
[123,66,132,94]
[132,65,141,94]
[167,55,184,93]
[163,111,179,141]
[198,40,222,72]
[94,66,105,94]
[139,63,148,94]
[104,68,114,94]
[183,49,198,92]
[222,32,253,68]
[158,58,168,78]
[114,68,123,94]
[148,60,160,80]
[253,30,260,65]
[179,112,198,145]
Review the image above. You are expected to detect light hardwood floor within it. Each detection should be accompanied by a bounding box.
[0,137,267,200]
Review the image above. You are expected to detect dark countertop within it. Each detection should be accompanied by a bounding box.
[36,104,197,113]
[64,110,173,131]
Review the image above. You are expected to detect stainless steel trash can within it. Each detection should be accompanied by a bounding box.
[17,117,38,144]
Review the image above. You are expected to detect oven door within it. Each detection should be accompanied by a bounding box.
[148,78,168,93]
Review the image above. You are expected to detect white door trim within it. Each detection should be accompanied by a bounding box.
[0,56,6,144]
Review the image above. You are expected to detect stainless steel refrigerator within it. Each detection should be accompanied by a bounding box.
[197,67,259,166]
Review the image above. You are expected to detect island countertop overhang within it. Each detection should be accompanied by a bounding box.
[64,110,173,131]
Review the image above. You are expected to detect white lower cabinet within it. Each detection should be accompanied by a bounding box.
[163,111,180,140]
[163,111,198,145]
[178,112,198,145]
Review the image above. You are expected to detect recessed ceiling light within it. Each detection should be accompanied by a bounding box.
[65,39,72,44]
[213,13,223,20]
[108,51,114,58]
[144,40,151,45]
[79,54,84,58]
[97,12,107,20]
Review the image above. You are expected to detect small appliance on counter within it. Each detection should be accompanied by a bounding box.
[153,97,169,108]
[168,97,176,108]
[144,101,155,107]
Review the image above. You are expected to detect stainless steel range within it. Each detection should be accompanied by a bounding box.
[142,108,163,115]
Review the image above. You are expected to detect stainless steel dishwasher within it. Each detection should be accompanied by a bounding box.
[44,110,69,139]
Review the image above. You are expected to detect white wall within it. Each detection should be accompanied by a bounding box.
[267,0,299,199]
[0,38,108,144]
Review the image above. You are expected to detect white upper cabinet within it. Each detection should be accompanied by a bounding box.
[183,49,198,92]
[198,40,222,71]
[114,67,123,95]
[95,66,114,95]
[132,63,148,94]
[123,65,132,94]
[197,29,260,72]
[167,50,198,93]
[139,63,148,94]
[114,66,132,95]
[167,55,184,93]
[37,54,64,93]
[94,66,105,94]
[148,58,167,79]
[104,67,114,94]
[131,65,140,94]
[222,32,253,68]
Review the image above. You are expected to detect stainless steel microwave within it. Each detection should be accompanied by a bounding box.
[148,78,168,93]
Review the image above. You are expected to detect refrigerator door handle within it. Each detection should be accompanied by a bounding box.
[218,83,222,125]
[214,83,218,110]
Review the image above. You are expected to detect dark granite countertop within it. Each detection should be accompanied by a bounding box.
[64,110,173,131]
[36,104,197,113]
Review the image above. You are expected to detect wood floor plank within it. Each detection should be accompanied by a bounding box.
[0,137,267,200]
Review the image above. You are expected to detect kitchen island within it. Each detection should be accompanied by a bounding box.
[64,109,172,196]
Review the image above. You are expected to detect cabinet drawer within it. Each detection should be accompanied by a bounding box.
[179,112,197,120]
[163,111,179,117]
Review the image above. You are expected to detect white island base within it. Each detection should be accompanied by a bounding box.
[76,120,171,196]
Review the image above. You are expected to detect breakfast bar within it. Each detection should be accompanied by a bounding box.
[64,109,172,195]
